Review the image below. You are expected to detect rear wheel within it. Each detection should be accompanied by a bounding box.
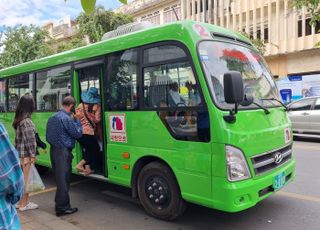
[137,162,186,220]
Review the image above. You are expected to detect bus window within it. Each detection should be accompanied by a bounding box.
[106,49,138,111]
[8,74,33,111]
[0,79,6,112]
[36,66,71,111]
[143,45,186,64]
[143,44,210,142]
[79,66,100,94]
[143,62,202,108]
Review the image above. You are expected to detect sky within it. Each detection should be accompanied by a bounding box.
[0,0,124,30]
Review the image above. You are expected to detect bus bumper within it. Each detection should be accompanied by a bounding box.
[210,159,296,212]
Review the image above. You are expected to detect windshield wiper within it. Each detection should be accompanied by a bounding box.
[241,94,270,114]
[260,98,288,111]
[252,102,270,114]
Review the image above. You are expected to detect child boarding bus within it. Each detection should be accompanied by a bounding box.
[0,21,295,220]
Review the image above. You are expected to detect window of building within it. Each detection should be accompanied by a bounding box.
[298,18,320,37]
[164,6,181,23]
[298,20,302,37]
[36,66,71,111]
[195,1,198,14]
[143,44,210,142]
[106,49,138,111]
[8,74,33,111]
[264,27,269,42]
[0,79,6,112]
[141,11,160,25]
[306,18,312,36]
[200,0,203,13]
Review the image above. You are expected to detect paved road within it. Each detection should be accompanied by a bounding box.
[29,139,320,230]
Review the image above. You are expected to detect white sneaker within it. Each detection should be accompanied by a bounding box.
[19,202,39,211]
[15,204,20,209]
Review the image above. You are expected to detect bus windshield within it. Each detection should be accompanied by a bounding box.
[198,41,281,110]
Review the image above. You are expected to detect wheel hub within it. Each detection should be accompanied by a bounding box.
[146,177,169,205]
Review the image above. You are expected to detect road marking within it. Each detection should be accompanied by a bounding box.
[277,191,320,203]
[30,179,91,197]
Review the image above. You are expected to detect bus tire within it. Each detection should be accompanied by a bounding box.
[137,162,186,220]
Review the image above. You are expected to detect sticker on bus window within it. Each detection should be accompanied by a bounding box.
[109,114,127,143]
[284,127,291,144]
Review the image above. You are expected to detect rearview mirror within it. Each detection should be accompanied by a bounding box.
[223,71,244,104]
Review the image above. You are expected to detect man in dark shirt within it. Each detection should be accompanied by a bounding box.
[46,96,82,217]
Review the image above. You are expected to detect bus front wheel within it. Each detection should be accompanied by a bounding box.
[137,162,186,220]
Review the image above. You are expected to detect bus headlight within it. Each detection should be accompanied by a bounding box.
[226,145,251,182]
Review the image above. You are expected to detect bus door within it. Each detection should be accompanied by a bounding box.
[74,60,106,176]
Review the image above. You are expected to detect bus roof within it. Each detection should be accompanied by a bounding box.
[0,20,251,78]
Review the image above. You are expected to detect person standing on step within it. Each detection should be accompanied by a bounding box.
[75,87,102,176]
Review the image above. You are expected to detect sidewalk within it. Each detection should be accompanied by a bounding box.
[19,209,82,230]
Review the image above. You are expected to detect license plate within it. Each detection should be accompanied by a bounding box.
[273,172,286,191]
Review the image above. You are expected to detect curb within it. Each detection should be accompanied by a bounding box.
[20,209,82,230]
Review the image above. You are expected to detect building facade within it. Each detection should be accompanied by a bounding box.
[115,0,320,86]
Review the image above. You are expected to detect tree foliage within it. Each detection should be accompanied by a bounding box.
[240,32,266,54]
[76,6,133,43]
[293,0,320,46]
[56,35,87,53]
[0,25,54,69]
[293,0,320,25]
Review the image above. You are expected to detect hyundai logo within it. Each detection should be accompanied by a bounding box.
[274,153,283,164]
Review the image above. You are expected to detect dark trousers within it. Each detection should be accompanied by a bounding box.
[50,146,73,212]
[78,134,101,172]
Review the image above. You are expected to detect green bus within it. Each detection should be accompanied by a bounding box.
[0,21,295,220]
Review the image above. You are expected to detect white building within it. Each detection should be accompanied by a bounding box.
[115,0,320,82]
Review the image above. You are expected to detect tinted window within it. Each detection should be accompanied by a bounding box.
[143,45,186,64]
[314,98,320,110]
[143,44,210,142]
[0,79,6,112]
[144,61,202,108]
[8,74,33,111]
[106,49,138,111]
[79,65,101,95]
[36,66,71,111]
[289,99,314,111]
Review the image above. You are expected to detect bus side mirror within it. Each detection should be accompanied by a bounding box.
[223,71,244,104]
[223,71,244,123]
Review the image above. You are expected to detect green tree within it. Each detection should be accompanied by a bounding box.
[0,25,54,69]
[240,32,266,54]
[293,0,320,46]
[56,35,87,53]
[293,0,320,25]
[76,6,133,43]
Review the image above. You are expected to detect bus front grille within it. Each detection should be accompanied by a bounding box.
[251,145,292,175]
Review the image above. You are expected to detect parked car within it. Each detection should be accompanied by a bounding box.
[287,96,320,137]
